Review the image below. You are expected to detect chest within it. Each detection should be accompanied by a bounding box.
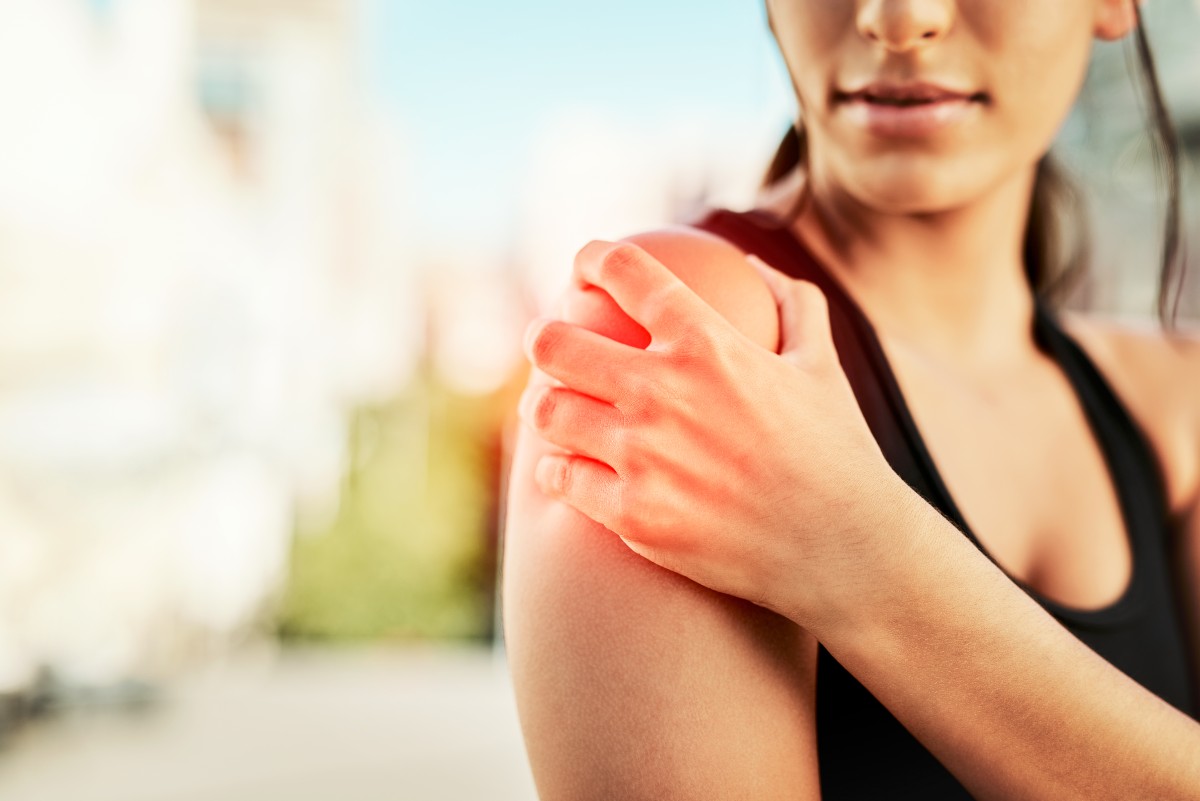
[882,340,1139,611]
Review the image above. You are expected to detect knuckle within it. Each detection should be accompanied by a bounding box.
[573,240,605,275]
[624,367,652,400]
[662,279,693,313]
[531,387,558,430]
[611,478,639,533]
[610,424,633,472]
[642,504,675,541]
[600,242,644,282]
[612,424,647,478]
[576,239,609,259]
[672,309,715,357]
[683,325,722,365]
[623,373,667,421]
[666,331,725,388]
[617,479,670,543]
[556,459,573,496]
[529,319,564,366]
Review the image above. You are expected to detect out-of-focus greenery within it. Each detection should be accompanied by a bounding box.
[277,362,503,642]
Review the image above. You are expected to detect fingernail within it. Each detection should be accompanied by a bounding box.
[517,386,541,421]
[523,317,547,361]
[535,455,562,494]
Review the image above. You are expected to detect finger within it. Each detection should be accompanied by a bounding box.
[572,240,726,346]
[535,453,622,532]
[746,254,788,313]
[746,254,788,355]
[747,254,835,362]
[523,316,647,405]
[518,384,624,469]
[777,278,835,361]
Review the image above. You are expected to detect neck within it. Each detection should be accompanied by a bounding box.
[767,162,1040,369]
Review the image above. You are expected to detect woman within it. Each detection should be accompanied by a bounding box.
[502,1,1200,798]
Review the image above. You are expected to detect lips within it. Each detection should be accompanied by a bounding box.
[836,81,987,106]
[833,81,988,138]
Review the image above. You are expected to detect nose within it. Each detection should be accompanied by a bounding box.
[856,0,954,53]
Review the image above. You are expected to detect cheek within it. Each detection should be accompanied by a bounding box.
[986,28,1094,158]
[960,0,1096,157]
[769,3,852,115]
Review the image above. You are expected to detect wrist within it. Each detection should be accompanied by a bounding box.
[791,472,952,641]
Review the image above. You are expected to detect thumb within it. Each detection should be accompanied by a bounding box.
[746,252,789,312]
[746,254,835,365]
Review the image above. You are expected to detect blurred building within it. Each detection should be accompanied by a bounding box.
[0,0,419,694]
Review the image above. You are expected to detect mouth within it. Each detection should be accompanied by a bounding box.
[832,81,989,137]
[834,81,989,106]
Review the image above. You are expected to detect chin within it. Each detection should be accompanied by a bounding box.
[835,154,999,215]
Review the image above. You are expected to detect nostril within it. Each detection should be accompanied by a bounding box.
[921,30,936,39]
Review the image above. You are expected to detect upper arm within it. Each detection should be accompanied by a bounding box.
[501,228,819,800]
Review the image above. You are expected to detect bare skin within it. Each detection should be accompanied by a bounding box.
[754,0,1200,644]
[758,166,1200,614]
[503,234,824,800]
[503,0,1200,798]
[509,228,1200,801]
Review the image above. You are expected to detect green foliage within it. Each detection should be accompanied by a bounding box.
[277,367,498,642]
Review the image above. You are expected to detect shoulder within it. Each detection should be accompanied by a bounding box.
[608,224,781,353]
[502,223,819,797]
[1059,309,1200,415]
[1060,309,1200,514]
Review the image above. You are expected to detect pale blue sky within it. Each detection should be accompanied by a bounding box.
[363,0,790,249]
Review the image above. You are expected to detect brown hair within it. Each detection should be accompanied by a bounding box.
[762,2,1187,330]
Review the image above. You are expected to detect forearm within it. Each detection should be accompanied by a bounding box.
[804,478,1200,801]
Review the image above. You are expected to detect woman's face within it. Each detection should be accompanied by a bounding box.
[766,0,1139,213]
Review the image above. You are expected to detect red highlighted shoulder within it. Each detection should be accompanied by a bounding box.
[560,225,781,354]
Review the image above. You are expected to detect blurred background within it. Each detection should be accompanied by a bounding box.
[0,0,1196,799]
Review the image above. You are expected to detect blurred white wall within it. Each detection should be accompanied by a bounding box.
[0,0,420,690]
[515,106,783,316]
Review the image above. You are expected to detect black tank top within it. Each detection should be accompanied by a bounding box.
[689,206,1199,800]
